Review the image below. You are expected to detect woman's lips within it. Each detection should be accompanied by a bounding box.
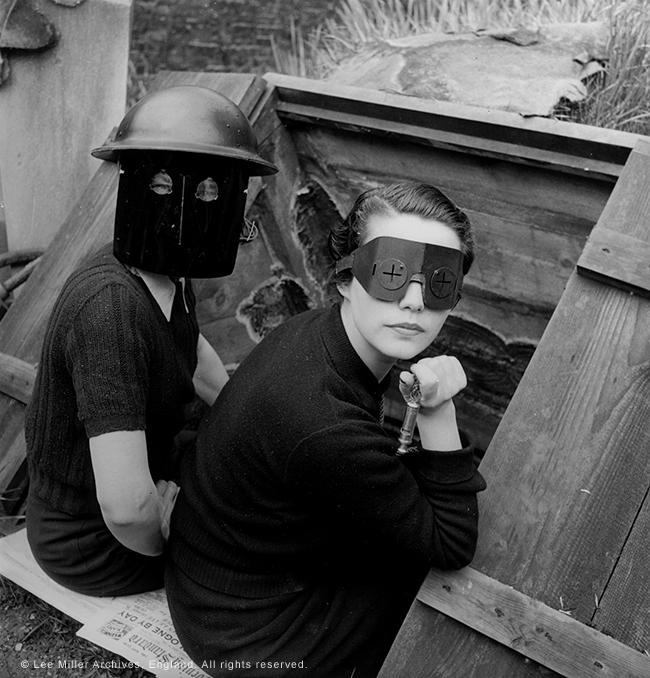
[386,322,425,335]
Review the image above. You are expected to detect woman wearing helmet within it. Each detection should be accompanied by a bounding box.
[24,86,277,596]
[166,182,486,677]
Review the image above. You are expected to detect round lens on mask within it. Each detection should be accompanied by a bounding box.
[195,177,219,202]
[376,258,408,291]
[149,171,173,195]
[429,266,456,299]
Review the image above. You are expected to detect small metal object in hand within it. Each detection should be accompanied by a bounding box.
[397,378,422,456]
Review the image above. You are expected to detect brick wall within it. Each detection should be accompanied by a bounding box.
[130,0,337,84]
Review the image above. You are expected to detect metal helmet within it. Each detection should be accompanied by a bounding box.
[91,86,278,278]
[91,85,277,176]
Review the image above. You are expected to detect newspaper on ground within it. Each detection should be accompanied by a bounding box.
[0,528,207,677]
[78,590,211,678]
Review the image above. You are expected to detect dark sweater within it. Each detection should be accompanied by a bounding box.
[169,305,486,600]
[25,245,199,515]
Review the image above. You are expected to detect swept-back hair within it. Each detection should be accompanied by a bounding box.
[328,182,474,283]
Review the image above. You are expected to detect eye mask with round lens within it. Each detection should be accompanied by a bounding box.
[335,236,464,310]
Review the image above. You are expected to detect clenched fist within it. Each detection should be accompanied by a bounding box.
[399,355,467,411]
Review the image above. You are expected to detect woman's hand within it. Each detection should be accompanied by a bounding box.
[399,355,467,410]
[399,356,465,451]
[157,479,180,541]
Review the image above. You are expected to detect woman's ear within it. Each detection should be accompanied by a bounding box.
[336,279,352,301]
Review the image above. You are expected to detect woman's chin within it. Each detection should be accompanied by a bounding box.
[381,341,431,363]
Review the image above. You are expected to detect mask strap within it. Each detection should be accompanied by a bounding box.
[335,254,354,275]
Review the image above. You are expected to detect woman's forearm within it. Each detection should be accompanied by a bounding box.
[417,399,462,451]
[102,491,165,557]
[90,430,165,557]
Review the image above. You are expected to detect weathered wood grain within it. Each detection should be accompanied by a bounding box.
[415,567,650,678]
[577,227,650,298]
[246,86,320,300]
[380,141,650,675]
[591,475,650,651]
[265,74,640,178]
[291,126,611,229]
[0,354,36,405]
[0,72,270,514]
[0,0,132,251]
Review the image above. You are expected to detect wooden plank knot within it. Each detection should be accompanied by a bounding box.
[416,567,650,678]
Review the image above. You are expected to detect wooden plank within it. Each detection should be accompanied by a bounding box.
[247,87,321,301]
[577,227,650,298]
[0,72,270,513]
[0,354,36,405]
[0,0,132,251]
[276,103,625,181]
[380,141,650,676]
[591,481,650,651]
[415,567,650,678]
[265,73,640,178]
[290,126,609,233]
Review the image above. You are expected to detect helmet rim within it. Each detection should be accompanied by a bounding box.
[91,140,278,175]
[90,85,278,177]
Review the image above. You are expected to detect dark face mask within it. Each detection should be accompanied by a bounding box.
[335,236,464,310]
[113,151,249,278]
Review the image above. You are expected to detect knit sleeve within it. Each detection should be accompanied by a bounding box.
[284,422,486,570]
[65,283,150,438]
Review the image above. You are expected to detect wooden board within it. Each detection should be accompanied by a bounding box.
[379,139,650,676]
[0,353,36,405]
[577,227,650,298]
[416,567,650,678]
[0,0,132,251]
[265,73,640,179]
[0,71,270,514]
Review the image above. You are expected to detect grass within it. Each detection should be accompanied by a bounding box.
[272,0,650,135]
[0,576,151,678]
[576,0,650,131]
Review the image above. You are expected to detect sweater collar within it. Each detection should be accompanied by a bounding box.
[321,305,391,399]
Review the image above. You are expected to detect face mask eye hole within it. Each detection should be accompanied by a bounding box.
[376,258,407,291]
[195,177,219,202]
[429,267,456,299]
[149,171,173,195]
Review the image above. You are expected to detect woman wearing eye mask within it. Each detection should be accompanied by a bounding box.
[166,182,486,677]
[24,86,277,597]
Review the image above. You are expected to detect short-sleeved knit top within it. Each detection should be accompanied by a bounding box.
[25,245,199,514]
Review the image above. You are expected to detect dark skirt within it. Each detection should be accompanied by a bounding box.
[165,562,422,678]
[26,491,164,597]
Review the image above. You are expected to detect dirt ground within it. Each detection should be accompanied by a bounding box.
[0,577,151,678]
